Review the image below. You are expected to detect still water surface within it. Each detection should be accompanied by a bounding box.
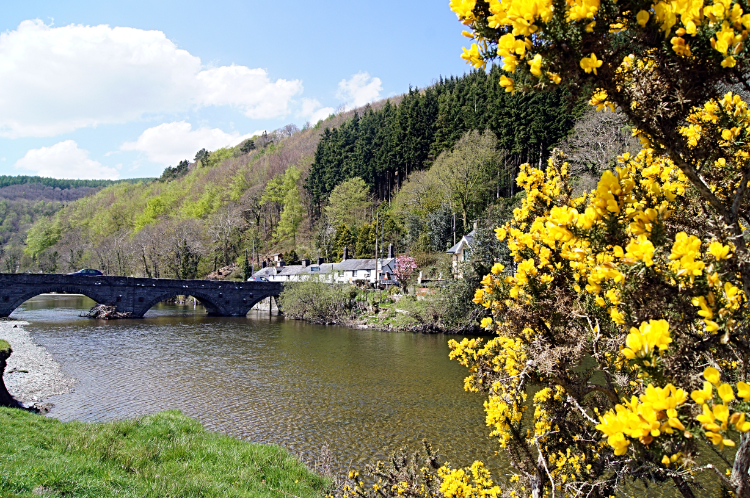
[14,294,498,474]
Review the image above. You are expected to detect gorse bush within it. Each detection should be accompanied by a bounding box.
[433,0,750,494]
[336,0,750,495]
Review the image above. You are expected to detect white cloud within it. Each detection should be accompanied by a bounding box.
[309,107,335,124]
[14,140,119,179]
[121,121,255,165]
[0,20,303,138]
[298,98,335,125]
[197,65,302,119]
[336,72,382,110]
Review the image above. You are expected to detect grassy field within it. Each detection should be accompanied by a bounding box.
[0,408,330,497]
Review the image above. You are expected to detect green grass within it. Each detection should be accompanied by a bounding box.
[0,340,10,354]
[0,408,330,497]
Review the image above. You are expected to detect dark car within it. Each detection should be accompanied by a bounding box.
[69,269,104,276]
[247,276,269,282]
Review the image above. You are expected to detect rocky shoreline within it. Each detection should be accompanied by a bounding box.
[0,319,77,409]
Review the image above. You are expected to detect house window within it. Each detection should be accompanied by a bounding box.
[311,266,320,272]
[463,249,471,262]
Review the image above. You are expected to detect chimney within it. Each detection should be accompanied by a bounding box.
[262,261,267,269]
[317,257,324,265]
[473,221,477,231]
[388,244,394,259]
[302,259,309,267]
[342,247,349,261]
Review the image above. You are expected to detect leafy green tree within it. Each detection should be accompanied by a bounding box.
[333,224,354,261]
[275,185,305,246]
[391,170,443,219]
[24,218,61,258]
[430,129,498,228]
[203,148,234,168]
[324,177,372,229]
[261,166,302,229]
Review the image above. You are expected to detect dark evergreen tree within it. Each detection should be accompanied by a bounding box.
[240,139,256,154]
[194,148,209,164]
[305,67,584,214]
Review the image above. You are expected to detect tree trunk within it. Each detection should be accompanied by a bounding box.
[141,251,151,278]
[0,346,20,408]
[733,432,750,498]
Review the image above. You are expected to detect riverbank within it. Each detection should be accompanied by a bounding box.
[0,319,76,409]
[0,407,330,498]
[277,280,486,335]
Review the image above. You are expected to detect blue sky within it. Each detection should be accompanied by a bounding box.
[0,1,471,179]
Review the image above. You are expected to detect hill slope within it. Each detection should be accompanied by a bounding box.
[12,69,586,277]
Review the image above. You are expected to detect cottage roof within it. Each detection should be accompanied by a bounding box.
[335,259,377,271]
[252,267,277,278]
[276,265,305,276]
[447,229,476,254]
[379,257,396,269]
[296,263,335,274]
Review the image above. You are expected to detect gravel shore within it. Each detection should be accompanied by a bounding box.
[0,319,76,405]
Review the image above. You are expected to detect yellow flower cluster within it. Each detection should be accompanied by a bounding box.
[620,319,672,361]
[548,448,587,485]
[669,232,704,282]
[456,140,749,492]
[474,149,690,332]
[453,0,750,99]
[596,384,688,455]
[529,385,565,443]
[438,461,502,498]
[450,0,605,89]
[691,367,750,448]
[682,92,750,156]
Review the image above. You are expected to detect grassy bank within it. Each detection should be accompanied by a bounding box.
[0,408,329,498]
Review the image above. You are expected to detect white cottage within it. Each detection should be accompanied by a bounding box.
[251,248,397,287]
[446,229,476,277]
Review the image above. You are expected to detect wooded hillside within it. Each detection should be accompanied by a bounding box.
[8,69,592,278]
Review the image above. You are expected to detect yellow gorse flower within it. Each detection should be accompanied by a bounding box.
[621,319,672,360]
[596,383,688,455]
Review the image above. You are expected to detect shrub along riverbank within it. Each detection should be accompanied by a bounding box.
[277,273,489,334]
[0,408,330,498]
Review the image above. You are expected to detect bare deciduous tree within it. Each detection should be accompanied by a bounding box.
[559,108,641,192]
[207,208,245,267]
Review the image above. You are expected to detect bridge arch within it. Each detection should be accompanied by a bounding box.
[133,290,224,317]
[4,286,110,317]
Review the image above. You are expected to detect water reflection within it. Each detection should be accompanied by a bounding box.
[13,294,499,474]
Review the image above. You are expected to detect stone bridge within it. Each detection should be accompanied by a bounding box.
[0,273,283,318]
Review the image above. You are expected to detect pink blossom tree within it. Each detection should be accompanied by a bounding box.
[393,255,417,292]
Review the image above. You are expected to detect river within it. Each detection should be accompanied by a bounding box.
[12,294,498,475]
